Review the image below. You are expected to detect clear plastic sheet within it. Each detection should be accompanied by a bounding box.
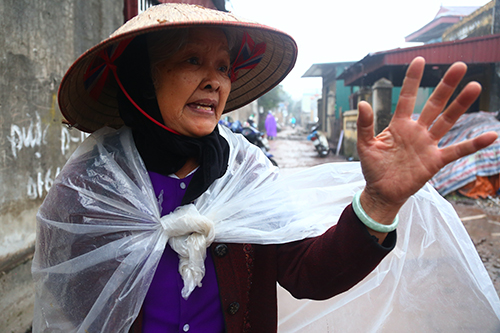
[278,182,500,332]
[32,126,500,332]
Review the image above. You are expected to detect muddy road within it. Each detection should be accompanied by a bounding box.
[269,125,500,297]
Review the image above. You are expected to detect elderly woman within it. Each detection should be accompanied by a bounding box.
[32,4,497,333]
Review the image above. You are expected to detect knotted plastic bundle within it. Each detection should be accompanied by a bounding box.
[161,204,215,299]
[32,126,500,332]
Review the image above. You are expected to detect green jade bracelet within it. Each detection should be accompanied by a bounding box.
[352,190,399,233]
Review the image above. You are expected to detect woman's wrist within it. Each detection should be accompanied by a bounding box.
[360,189,402,223]
[353,190,401,233]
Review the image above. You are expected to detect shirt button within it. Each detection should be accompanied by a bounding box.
[180,182,186,190]
[183,323,190,332]
[228,302,240,315]
[214,244,228,257]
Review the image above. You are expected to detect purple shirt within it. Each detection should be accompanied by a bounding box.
[142,171,225,333]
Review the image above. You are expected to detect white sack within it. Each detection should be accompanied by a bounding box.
[32,126,500,332]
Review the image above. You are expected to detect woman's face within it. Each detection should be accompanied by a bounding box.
[153,28,231,137]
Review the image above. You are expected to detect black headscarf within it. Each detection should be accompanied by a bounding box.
[116,36,230,205]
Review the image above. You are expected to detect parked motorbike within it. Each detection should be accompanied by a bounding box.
[307,124,330,157]
[240,126,278,166]
[220,120,278,166]
[229,119,243,133]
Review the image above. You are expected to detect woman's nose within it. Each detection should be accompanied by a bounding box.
[201,67,221,92]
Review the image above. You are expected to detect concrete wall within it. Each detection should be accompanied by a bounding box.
[342,110,358,160]
[0,1,123,331]
[227,101,258,126]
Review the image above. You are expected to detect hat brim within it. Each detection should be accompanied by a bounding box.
[58,4,297,133]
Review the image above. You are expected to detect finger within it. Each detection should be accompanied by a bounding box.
[428,82,481,140]
[357,101,375,147]
[418,62,468,128]
[394,57,425,118]
[440,131,497,166]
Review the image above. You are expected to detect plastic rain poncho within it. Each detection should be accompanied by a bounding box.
[32,125,500,332]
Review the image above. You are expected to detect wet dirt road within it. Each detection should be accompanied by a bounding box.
[450,198,500,297]
[269,125,500,297]
[268,127,347,173]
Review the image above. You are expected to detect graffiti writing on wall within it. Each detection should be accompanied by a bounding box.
[7,112,48,159]
[61,126,89,155]
[25,128,88,200]
[4,109,91,200]
[27,167,61,200]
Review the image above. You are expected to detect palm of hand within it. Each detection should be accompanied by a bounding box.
[359,114,446,206]
[357,57,497,208]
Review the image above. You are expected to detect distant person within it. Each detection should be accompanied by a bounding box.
[265,111,278,140]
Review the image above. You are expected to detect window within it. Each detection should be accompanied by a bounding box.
[138,0,160,14]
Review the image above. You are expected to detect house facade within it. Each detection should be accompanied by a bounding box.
[341,0,500,114]
[302,62,356,153]
[306,0,500,159]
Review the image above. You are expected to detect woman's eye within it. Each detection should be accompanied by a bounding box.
[187,57,199,65]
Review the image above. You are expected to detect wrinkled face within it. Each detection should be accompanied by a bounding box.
[153,28,231,137]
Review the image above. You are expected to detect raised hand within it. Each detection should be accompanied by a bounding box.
[356,56,497,230]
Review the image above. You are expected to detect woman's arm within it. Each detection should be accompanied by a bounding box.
[277,204,395,300]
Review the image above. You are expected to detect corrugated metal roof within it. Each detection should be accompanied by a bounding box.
[385,33,500,64]
[339,33,500,87]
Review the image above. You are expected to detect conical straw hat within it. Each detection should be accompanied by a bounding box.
[58,3,297,133]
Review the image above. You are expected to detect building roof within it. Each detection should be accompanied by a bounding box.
[302,62,355,78]
[405,6,480,43]
[338,33,500,87]
[435,6,481,18]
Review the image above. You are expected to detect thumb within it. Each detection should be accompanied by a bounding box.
[357,101,375,145]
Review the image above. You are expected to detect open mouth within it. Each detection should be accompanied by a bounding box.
[189,102,215,111]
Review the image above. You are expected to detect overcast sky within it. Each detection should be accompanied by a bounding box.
[227,0,491,100]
